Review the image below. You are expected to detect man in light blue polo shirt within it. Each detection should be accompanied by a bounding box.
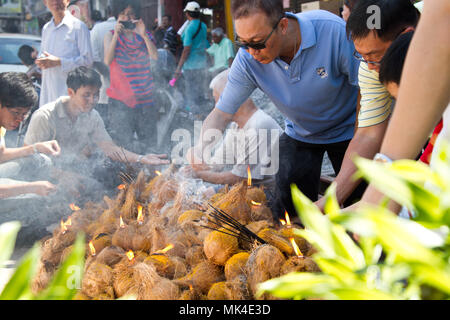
[187,0,361,219]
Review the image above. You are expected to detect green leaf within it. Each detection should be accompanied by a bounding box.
[257,272,339,299]
[36,233,86,300]
[324,183,341,219]
[313,256,359,284]
[412,265,450,295]
[330,224,366,270]
[330,287,401,300]
[0,243,40,300]
[0,221,21,267]
[291,185,335,256]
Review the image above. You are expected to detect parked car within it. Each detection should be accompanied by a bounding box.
[0,33,41,73]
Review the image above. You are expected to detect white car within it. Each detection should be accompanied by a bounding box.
[0,33,41,73]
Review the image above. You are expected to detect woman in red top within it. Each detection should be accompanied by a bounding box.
[104,0,158,152]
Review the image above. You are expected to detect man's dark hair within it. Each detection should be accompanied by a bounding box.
[18,45,35,66]
[66,67,102,92]
[344,0,360,11]
[346,0,419,41]
[186,10,200,19]
[231,0,283,26]
[112,0,141,19]
[163,14,172,22]
[0,72,37,109]
[379,32,414,85]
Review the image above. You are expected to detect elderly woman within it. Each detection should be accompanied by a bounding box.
[104,0,158,152]
[206,27,235,77]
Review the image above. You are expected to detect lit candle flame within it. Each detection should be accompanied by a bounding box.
[60,219,68,234]
[251,200,262,207]
[247,166,252,187]
[285,211,291,226]
[280,219,286,226]
[60,216,71,234]
[154,244,174,255]
[155,170,162,176]
[117,184,126,190]
[69,203,80,211]
[126,250,135,261]
[137,205,144,224]
[290,238,303,257]
[89,241,96,256]
[120,215,125,228]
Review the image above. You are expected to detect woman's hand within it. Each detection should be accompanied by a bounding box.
[114,21,125,35]
[134,19,147,37]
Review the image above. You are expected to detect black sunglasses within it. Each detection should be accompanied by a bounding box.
[235,16,284,50]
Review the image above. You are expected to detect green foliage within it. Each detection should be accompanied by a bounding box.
[0,226,86,300]
[258,142,450,300]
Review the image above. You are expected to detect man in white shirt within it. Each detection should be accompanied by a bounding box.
[90,8,116,124]
[184,69,282,188]
[36,0,93,108]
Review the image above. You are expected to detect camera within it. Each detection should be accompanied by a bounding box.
[120,21,136,30]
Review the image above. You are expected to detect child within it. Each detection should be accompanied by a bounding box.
[379,32,442,165]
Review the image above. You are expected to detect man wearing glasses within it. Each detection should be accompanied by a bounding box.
[187,0,360,219]
[314,0,420,212]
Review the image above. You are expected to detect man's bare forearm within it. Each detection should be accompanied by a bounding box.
[0,145,36,163]
[333,122,388,204]
[195,170,243,185]
[193,107,233,159]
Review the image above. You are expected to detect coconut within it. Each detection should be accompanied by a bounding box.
[279,228,312,256]
[224,252,250,281]
[257,228,294,256]
[73,292,91,300]
[185,245,206,267]
[281,256,320,275]
[246,221,272,235]
[157,180,179,203]
[90,234,112,256]
[207,282,228,300]
[113,260,137,298]
[212,182,251,224]
[133,263,180,300]
[207,192,225,204]
[177,209,204,225]
[91,246,124,268]
[31,261,52,294]
[111,225,135,251]
[144,254,176,278]
[81,262,115,299]
[172,256,188,279]
[204,229,239,266]
[250,205,273,222]
[175,261,224,294]
[207,275,251,300]
[245,245,286,297]
[245,187,266,206]
[121,184,138,220]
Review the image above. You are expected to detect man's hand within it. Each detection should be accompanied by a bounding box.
[36,52,61,70]
[34,140,61,157]
[140,153,170,166]
[314,196,327,213]
[186,147,210,171]
[29,181,56,197]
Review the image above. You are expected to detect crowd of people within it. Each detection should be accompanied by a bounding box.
[0,0,449,243]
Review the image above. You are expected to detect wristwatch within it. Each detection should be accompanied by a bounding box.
[137,155,144,164]
[373,153,393,164]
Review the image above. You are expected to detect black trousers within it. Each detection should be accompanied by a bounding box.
[108,98,159,153]
[271,133,366,219]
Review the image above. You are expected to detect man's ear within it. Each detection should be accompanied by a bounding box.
[280,17,289,35]
[67,88,75,98]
